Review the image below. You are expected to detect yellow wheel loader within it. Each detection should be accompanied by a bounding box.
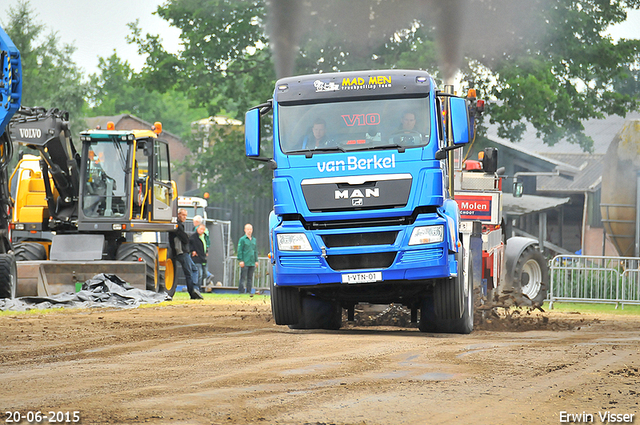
[9,107,179,297]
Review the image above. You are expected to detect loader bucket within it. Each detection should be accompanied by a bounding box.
[16,260,146,297]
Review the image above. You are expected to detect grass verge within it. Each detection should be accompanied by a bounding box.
[544,301,640,316]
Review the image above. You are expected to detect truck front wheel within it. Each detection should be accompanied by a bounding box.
[270,272,301,325]
[419,250,473,334]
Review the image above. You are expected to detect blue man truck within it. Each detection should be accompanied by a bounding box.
[245,69,548,333]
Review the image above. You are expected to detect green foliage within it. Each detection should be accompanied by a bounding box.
[179,125,272,208]
[87,53,206,137]
[3,0,88,135]
[481,0,640,151]
[129,0,274,118]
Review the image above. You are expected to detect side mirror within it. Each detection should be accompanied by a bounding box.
[245,108,260,157]
[513,181,523,198]
[449,97,471,145]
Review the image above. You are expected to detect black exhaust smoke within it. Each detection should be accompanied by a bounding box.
[265,0,548,82]
[266,0,304,79]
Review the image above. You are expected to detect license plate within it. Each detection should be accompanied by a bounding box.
[341,272,382,284]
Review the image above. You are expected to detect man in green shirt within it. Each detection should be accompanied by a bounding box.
[237,223,258,294]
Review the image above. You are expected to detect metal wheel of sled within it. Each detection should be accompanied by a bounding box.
[419,249,473,334]
[513,246,548,305]
[289,295,342,330]
[13,242,47,261]
[116,243,158,291]
[0,253,17,299]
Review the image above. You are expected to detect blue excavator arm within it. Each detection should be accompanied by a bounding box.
[0,25,22,136]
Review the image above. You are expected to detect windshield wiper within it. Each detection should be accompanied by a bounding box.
[288,146,346,158]
[350,143,406,153]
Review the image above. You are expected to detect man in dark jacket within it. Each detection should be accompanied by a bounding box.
[170,209,202,299]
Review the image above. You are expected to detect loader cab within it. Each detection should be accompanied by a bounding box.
[77,129,176,233]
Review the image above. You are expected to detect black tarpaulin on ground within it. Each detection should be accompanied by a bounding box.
[0,273,171,312]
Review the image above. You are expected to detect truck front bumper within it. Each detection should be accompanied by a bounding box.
[272,213,457,287]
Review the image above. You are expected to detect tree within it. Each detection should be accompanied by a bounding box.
[3,0,88,134]
[181,125,272,205]
[128,0,277,208]
[463,0,640,151]
[88,52,206,137]
[128,2,275,119]
[132,0,640,204]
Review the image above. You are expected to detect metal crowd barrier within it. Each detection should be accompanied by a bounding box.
[549,254,640,308]
[223,256,271,290]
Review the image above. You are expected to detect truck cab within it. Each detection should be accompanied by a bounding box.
[246,70,478,332]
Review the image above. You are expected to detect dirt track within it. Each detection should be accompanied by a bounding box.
[1,297,639,425]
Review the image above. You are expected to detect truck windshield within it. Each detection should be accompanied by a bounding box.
[279,97,430,154]
[82,140,129,218]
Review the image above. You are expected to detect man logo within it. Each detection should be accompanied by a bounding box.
[334,188,380,200]
[352,199,363,206]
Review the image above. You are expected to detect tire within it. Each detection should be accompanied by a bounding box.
[270,271,301,325]
[0,253,17,299]
[419,249,473,334]
[161,257,177,298]
[513,246,548,305]
[291,295,342,330]
[13,242,47,261]
[116,243,158,291]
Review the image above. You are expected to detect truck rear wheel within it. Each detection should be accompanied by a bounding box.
[419,250,473,334]
[0,254,17,299]
[270,272,301,325]
[116,243,158,291]
[513,246,548,305]
[14,242,47,261]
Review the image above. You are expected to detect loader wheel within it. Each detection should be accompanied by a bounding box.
[116,243,158,291]
[0,253,17,299]
[161,258,177,298]
[513,246,548,305]
[419,249,473,334]
[270,271,301,325]
[13,242,47,261]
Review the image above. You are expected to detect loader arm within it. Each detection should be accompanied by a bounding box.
[9,107,81,227]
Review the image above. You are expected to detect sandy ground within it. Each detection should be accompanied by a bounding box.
[1,297,639,425]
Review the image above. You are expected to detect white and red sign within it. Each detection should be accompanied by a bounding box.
[455,192,501,224]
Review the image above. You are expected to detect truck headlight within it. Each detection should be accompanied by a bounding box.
[409,225,444,245]
[277,233,312,251]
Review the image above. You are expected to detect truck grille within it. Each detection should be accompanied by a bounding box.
[321,231,398,248]
[326,252,396,271]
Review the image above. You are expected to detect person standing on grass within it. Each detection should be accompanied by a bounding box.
[192,215,212,286]
[171,209,202,299]
[190,224,208,289]
[237,223,258,294]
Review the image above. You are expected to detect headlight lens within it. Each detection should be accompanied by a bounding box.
[277,233,312,251]
[409,225,444,245]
